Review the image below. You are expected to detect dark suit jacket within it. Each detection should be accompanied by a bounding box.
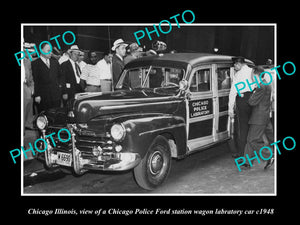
[248,80,272,125]
[32,57,64,102]
[112,54,124,87]
[61,59,83,99]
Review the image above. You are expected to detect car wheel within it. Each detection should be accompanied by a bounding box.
[133,135,171,190]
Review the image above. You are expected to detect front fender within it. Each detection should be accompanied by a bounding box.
[120,114,187,159]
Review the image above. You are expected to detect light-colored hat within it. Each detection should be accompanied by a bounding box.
[111,39,128,51]
[69,45,81,52]
[23,42,35,52]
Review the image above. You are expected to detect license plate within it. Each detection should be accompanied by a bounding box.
[57,152,72,167]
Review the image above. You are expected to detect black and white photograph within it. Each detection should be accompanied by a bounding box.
[4,5,298,220]
[20,23,276,195]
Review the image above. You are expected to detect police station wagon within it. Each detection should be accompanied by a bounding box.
[35,53,254,190]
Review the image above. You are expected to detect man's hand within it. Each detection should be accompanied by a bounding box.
[62,94,68,100]
[35,96,41,104]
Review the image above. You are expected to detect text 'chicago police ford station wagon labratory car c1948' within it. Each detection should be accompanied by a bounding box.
[35,53,254,190]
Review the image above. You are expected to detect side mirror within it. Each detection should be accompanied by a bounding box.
[179,79,188,91]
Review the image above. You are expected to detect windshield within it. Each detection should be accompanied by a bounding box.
[116,66,185,90]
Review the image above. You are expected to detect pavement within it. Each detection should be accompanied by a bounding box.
[23,129,45,176]
[23,127,275,194]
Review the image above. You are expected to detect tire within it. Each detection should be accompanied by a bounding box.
[133,135,172,190]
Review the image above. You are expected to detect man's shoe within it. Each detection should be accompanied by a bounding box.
[264,158,274,170]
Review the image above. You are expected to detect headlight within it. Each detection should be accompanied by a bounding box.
[110,123,126,142]
[36,115,48,130]
[67,110,75,118]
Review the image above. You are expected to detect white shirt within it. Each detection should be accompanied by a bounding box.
[40,56,50,68]
[97,59,112,80]
[228,64,253,114]
[80,64,101,86]
[69,59,81,84]
[79,61,87,71]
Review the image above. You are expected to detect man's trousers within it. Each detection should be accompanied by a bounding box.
[244,121,274,162]
[235,92,252,155]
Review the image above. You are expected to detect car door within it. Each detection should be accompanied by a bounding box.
[186,65,215,151]
[214,64,234,141]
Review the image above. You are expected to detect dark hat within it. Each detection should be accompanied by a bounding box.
[232,56,246,64]
[128,42,143,53]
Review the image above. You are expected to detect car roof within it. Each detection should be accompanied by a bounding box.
[125,52,254,69]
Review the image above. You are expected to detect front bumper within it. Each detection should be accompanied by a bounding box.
[42,125,141,175]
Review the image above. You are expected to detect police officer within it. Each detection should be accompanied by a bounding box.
[228,56,253,158]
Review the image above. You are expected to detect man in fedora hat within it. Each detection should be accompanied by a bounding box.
[228,56,253,158]
[61,45,84,101]
[111,39,128,89]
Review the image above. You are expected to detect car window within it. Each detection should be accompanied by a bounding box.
[190,68,211,92]
[117,66,184,89]
[217,67,231,90]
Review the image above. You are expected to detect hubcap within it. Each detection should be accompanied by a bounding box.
[149,151,164,175]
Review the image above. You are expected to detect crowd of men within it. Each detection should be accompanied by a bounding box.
[23,38,167,130]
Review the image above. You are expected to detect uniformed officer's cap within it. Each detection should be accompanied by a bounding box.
[232,56,246,64]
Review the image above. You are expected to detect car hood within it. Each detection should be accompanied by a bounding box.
[35,89,182,125]
[71,89,182,122]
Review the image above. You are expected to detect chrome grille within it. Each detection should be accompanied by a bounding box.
[46,127,72,152]
[75,135,112,152]
[46,125,113,156]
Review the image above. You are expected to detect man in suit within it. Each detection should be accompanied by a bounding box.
[111,39,128,89]
[241,66,274,169]
[61,45,84,101]
[32,43,66,113]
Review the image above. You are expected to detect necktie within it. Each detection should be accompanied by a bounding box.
[75,63,81,77]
